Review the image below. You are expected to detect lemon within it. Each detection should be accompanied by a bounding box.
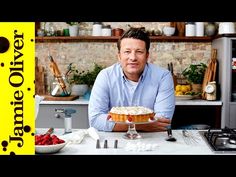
[181,85,188,93]
[175,91,184,96]
[175,85,182,92]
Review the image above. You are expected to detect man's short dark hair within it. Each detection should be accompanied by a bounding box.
[117,27,150,52]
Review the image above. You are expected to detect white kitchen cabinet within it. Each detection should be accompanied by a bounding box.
[36,104,89,129]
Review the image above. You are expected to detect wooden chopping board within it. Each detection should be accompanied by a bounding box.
[42,95,80,101]
[35,57,46,95]
[201,49,217,99]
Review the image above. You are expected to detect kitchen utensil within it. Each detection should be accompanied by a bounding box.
[165,128,177,142]
[114,140,118,149]
[103,140,108,148]
[51,84,60,96]
[96,139,101,149]
[202,49,217,99]
[35,57,46,95]
[168,62,177,88]
[48,53,69,96]
[182,130,199,145]
[167,64,170,72]
[46,127,54,134]
[170,62,174,74]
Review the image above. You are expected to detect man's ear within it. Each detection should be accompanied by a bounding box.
[117,53,121,61]
[146,52,150,61]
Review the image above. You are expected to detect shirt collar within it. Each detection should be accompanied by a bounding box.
[119,63,149,83]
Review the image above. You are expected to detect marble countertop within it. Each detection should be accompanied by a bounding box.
[40,98,222,106]
[36,128,233,155]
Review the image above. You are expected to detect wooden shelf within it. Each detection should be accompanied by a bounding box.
[35,36,214,43]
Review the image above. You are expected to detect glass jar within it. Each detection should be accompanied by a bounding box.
[185,22,195,36]
[50,75,71,97]
[195,22,204,36]
[102,25,112,36]
[205,22,216,36]
[92,22,102,36]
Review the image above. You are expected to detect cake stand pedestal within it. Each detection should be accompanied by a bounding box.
[124,122,141,140]
[109,118,157,140]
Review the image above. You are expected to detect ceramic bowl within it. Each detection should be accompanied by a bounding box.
[163,26,175,36]
[35,141,67,154]
[218,22,235,34]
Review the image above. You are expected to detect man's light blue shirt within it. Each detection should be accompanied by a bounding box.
[88,62,175,131]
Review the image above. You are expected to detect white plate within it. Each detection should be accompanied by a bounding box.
[175,95,194,100]
[35,141,67,154]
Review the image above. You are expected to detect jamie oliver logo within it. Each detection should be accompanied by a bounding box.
[0,22,35,155]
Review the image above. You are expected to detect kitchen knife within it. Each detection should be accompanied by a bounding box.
[167,63,171,71]
[170,62,174,75]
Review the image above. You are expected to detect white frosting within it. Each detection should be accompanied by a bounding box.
[110,106,153,115]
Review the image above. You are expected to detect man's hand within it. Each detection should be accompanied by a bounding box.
[136,117,171,132]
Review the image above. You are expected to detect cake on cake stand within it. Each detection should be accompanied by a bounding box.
[109,117,157,140]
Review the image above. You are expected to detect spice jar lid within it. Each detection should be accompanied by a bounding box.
[102,25,111,29]
[93,22,102,25]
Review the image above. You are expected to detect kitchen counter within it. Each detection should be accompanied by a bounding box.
[35,128,234,155]
[40,97,89,105]
[40,98,222,106]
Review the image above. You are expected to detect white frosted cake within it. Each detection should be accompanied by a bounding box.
[109,106,155,123]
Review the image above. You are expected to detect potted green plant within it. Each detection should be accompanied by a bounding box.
[182,63,207,93]
[66,22,79,36]
[66,22,79,26]
[66,63,104,96]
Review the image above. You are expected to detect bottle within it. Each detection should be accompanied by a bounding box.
[64,108,76,134]
[64,116,72,134]
[92,22,102,36]
[55,108,76,134]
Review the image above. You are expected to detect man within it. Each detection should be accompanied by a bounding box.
[88,28,175,132]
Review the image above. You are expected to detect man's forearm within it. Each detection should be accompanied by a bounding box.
[112,123,128,132]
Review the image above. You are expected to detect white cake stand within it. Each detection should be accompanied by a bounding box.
[109,117,157,140]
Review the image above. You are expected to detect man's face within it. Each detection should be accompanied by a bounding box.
[118,38,149,81]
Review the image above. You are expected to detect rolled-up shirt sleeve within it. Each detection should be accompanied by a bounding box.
[88,70,115,131]
[154,71,175,119]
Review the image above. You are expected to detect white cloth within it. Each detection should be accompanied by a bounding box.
[35,95,44,120]
[59,127,100,144]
